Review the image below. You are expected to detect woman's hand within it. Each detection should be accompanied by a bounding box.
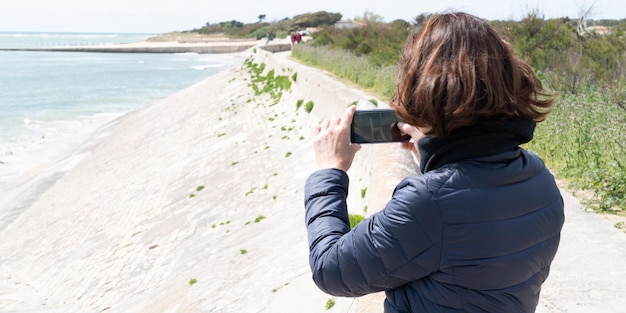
[311,106,361,172]
[397,122,426,165]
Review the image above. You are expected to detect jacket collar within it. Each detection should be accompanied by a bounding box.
[417,117,536,173]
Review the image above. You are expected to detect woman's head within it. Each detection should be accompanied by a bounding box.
[390,12,556,138]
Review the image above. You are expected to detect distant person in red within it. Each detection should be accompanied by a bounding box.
[290,32,297,49]
[296,32,302,44]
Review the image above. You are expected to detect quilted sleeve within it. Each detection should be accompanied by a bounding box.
[304,169,443,297]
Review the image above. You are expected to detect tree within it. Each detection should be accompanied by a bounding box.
[258,14,266,23]
[291,11,342,30]
[576,2,596,37]
[219,20,244,29]
[356,11,385,23]
[412,13,432,26]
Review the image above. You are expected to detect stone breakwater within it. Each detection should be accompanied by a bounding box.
[0,39,293,54]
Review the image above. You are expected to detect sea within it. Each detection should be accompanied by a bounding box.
[0,32,244,191]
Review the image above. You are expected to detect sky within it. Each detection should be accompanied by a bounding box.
[1,0,625,33]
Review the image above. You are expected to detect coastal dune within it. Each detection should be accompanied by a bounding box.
[0,48,409,312]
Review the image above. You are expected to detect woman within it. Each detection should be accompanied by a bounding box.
[304,12,564,312]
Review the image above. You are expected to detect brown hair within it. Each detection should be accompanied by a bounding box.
[390,12,556,138]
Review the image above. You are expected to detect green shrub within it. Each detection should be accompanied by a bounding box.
[310,16,409,67]
[243,57,292,104]
[349,214,365,229]
[524,87,626,212]
[296,99,304,111]
[325,298,336,310]
[304,101,314,113]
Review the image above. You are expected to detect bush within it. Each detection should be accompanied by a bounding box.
[349,214,365,229]
[311,18,409,66]
[524,86,626,212]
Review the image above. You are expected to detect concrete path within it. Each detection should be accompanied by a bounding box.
[536,189,626,313]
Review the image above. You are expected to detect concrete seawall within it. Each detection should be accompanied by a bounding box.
[0,45,255,54]
[0,40,293,54]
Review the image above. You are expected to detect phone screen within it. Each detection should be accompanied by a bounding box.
[350,109,410,144]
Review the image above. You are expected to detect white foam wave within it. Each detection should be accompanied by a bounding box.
[192,64,224,71]
[0,112,125,189]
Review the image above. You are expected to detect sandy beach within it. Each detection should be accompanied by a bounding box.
[1,43,626,312]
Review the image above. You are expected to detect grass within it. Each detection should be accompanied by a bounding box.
[524,86,626,213]
[292,44,398,100]
[189,278,197,287]
[189,185,206,198]
[304,101,314,113]
[325,298,335,310]
[349,214,365,229]
[245,187,256,196]
[296,98,314,113]
[243,56,295,105]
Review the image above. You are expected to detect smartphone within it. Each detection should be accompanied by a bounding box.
[350,109,410,144]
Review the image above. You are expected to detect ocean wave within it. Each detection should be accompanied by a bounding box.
[191,64,224,71]
[0,112,126,188]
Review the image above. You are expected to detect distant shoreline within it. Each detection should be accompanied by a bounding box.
[0,40,261,54]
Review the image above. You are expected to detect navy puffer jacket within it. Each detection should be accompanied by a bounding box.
[304,146,564,312]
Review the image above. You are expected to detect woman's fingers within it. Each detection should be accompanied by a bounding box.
[341,105,357,127]
[397,122,426,142]
[310,106,361,171]
[396,122,424,166]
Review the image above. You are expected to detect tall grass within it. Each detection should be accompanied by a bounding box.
[292,44,626,213]
[525,86,626,212]
[292,44,398,100]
